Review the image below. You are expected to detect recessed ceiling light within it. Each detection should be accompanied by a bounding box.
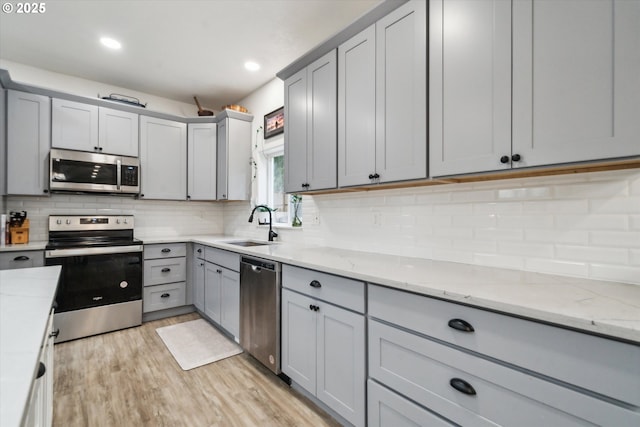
[100,37,122,50]
[244,61,260,72]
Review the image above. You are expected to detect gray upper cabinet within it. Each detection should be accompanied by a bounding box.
[284,50,337,193]
[52,98,98,152]
[511,0,640,167]
[139,116,187,200]
[98,107,139,157]
[0,90,5,197]
[52,98,138,157]
[430,0,640,177]
[339,0,427,187]
[187,122,217,200]
[338,25,376,187]
[216,111,252,201]
[7,90,51,196]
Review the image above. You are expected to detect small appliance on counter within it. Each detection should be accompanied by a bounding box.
[8,211,29,244]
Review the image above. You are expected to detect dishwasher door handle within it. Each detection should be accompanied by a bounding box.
[251,265,262,273]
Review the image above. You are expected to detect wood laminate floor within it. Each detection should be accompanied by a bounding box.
[53,313,341,427]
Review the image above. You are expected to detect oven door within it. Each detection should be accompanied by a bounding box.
[45,245,143,312]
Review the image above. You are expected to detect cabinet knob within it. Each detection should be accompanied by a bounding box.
[373,173,380,179]
[197,249,202,253]
[43,189,49,194]
[140,194,144,198]
[160,293,171,298]
[368,174,375,180]
[161,267,171,273]
[450,378,476,396]
[511,154,521,162]
[500,155,510,164]
[448,318,475,332]
[216,269,222,274]
[94,146,99,151]
[187,195,191,199]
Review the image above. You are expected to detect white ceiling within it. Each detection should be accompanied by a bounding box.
[0,0,382,110]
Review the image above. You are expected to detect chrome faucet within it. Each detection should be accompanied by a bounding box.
[248,205,278,241]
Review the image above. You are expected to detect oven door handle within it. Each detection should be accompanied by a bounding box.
[45,245,144,258]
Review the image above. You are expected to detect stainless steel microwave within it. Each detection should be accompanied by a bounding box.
[50,149,140,194]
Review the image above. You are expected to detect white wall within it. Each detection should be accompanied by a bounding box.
[225,79,640,285]
[0,59,199,117]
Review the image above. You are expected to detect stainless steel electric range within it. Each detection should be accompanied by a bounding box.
[45,215,143,342]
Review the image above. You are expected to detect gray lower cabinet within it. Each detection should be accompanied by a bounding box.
[368,284,640,426]
[368,380,454,427]
[203,247,240,339]
[7,90,51,196]
[0,250,45,270]
[139,116,187,200]
[193,244,205,312]
[281,265,366,427]
[24,308,55,427]
[143,243,187,313]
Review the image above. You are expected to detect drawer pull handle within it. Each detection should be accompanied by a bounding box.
[161,268,171,273]
[450,378,476,396]
[161,248,171,253]
[448,318,474,332]
[37,362,46,379]
[197,249,202,253]
[161,293,171,298]
[13,255,30,261]
[309,280,321,288]
[216,269,222,274]
[309,304,319,312]
[50,329,60,338]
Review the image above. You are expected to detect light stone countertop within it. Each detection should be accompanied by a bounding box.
[0,266,61,427]
[144,235,640,343]
[4,235,639,342]
[0,241,48,252]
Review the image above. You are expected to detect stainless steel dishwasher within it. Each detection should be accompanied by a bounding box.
[240,256,281,374]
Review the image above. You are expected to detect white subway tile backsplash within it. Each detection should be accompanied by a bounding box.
[556,214,629,230]
[589,196,640,214]
[524,229,588,245]
[590,231,640,248]
[556,245,628,264]
[590,264,640,284]
[524,258,589,277]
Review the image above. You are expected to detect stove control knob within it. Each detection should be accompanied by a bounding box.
[116,219,121,224]
[56,219,62,225]
[123,218,128,224]
[65,219,71,225]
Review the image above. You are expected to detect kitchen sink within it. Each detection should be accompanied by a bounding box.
[225,240,273,247]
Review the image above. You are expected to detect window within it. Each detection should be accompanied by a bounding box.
[263,149,301,227]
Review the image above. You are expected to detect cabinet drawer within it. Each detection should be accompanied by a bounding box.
[144,243,186,260]
[144,258,186,286]
[282,264,365,313]
[369,284,640,407]
[204,247,239,272]
[369,319,639,427]
[193,244,205,260]
[143,282,186,312]
[368,380,454,427]
[0,250,44,270]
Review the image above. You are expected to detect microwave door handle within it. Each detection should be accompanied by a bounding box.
[116,159,122,191]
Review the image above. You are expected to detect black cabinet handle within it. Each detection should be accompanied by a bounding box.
[450,378,476,396]
[197,248,202,253]
[308,304,319,311]
[500,155,510,164]
[161,293,170,298]
[309,280,321,288]
[161,248,171,253]
[161,267,171,273]
[50,329,60,338]
[37,362,46,379]
[43,189,49,194]
[368,174,375,180]
[13,255,30,261]
[511,154,521,162]
[140,194,144,198]
[448,318,475,332]
[374,173,380,179]
[94,146,99,151]
[309,304,314,310]
[216,269,222,274]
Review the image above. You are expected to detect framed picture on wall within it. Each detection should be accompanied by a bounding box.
[264,106,284,139]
